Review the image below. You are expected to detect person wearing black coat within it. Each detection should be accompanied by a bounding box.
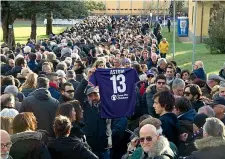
[47,115,98,159]
[167,18,171,32]
[153,90,180,146]
[20,78,59,137]
[74,77,112,158]
[10,130,51,159]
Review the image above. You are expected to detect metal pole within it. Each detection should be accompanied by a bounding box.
[131,0,132,16]
[157,0,159,21]
[192,1,197,69]
[105,0,106,14]
[173,0,176,60]
[164,1,166,27]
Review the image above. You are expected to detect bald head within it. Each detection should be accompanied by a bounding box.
[139,124,157,136]
[195,61,204,69]
[1,129,11,158]
[1,130,10,140]
[139,124,158,153]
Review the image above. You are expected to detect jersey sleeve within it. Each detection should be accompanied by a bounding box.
[89,72,98,86]
[133,69,140,84]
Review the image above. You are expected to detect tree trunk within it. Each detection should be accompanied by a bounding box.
[30,13,37,41]
[46,11,53,35]
[1,1,15,49]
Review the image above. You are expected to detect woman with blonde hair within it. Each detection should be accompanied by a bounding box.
[92,60,105,68]
[1,117,14,134]
[21,72,38,97]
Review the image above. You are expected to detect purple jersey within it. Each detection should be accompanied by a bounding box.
[89,68,139,118]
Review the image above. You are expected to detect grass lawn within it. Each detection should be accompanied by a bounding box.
[161,27,225,75]
[0,20,70,44]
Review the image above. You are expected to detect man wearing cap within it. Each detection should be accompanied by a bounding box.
[202,74,225,98]
[211,97,225,124]
[75,68,112,159]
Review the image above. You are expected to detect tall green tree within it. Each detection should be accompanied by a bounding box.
[1,1,25,48]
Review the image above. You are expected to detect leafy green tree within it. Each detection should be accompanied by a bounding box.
[1,1,26,48]
[205,5,225,54]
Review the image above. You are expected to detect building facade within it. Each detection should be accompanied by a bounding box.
[188,1,225,43]
[92,0,170,16]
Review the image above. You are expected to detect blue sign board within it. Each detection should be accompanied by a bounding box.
[177,17,189,37]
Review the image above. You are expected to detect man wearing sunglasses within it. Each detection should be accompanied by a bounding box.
[139,124,174,159]
[59,82,75,104]
[1,130,13,159]
[143,74,167,117]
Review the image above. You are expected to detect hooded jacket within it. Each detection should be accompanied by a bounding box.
[186,136,225,159]
[178,109,196,138]
[10,131,51,159]
[47,137,98,159]
[21,87,36,97]
[20,88,59,136]
[159,113,180,146]
[178,109,196,156]
[192,68,206,81]
[178,109,196,122]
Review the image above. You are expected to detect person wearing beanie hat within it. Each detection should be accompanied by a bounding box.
[193,113,208,131]
[4,85,19,97]
[0,108,19,118]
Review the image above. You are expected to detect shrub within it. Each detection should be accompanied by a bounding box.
[204,6,225,54]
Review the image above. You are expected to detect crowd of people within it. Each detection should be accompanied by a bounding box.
[1,15,225,159]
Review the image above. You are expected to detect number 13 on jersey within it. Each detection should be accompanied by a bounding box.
[110,74,127,94]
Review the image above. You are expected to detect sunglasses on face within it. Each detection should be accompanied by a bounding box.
[184,92,191,96]
[65,90,74,93]
[139,136,154,143]
[147,75,154,78]
[157,82,166,85]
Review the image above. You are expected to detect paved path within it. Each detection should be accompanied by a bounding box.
[178,36,192,43]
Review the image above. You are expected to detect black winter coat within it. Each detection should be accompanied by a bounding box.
[20,88,59,136]
[185,137,225,159]
[47,137,98,159]
[10,130,51,159]
[0,63,12,75]
[5,66,23,77]
[74,79,112,153]
[159,113,180,146]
